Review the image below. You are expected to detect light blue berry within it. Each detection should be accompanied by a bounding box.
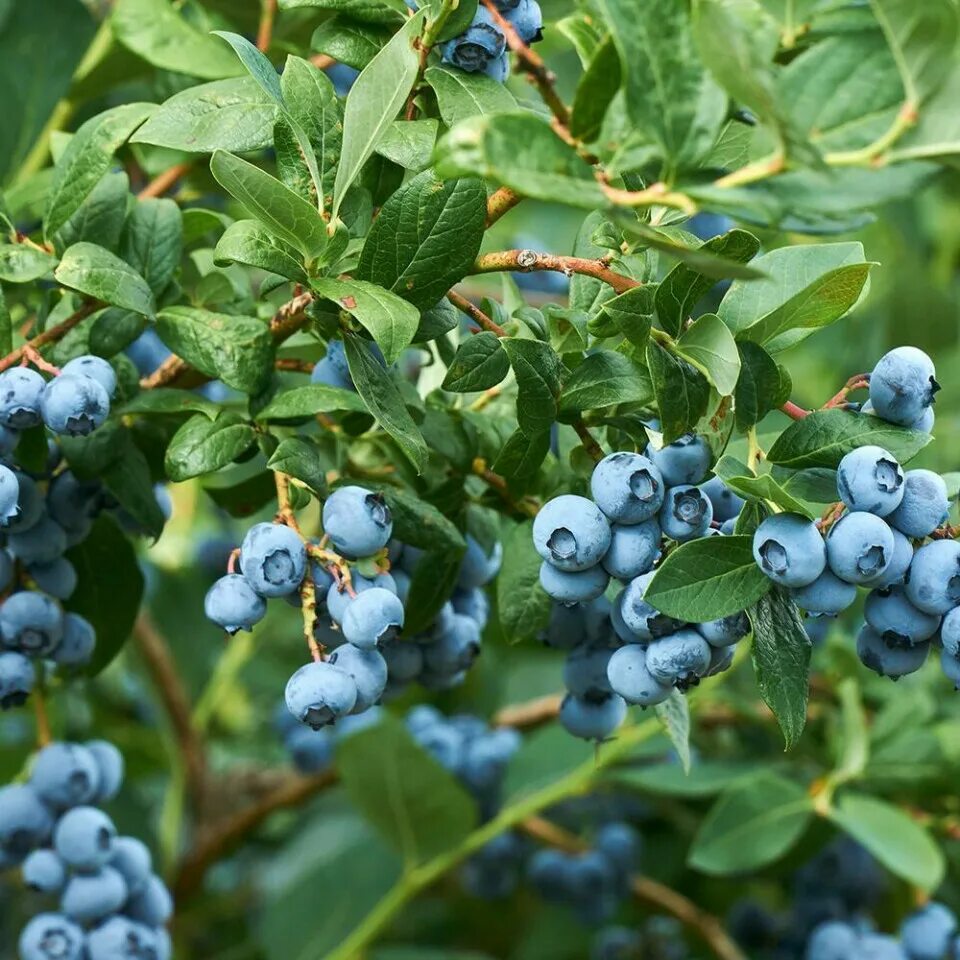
[563,644,613,699]
[0,650,34,709]
[0,783,52,860]
[53,613,96,668]
[239,522,307,597]
[41,374,110,436]
[701,475,744,523]
[458,535,502,589]
[61,866,127,923]
[864,527,913,589]
[856,625,929,679]
[559,693,627,741]
[54,805,116,870]
[601,519,661,580]
[441,6,506,72]
[285,725,334,773]
[125,873,173,926]
[606,645,672,706]
[0,367,45,428]
[590,452,664,524]
[204,573,267,634]
[506,0,542,43]
[887,469,950,538]
[423,614,482,674]
[869,346,938,426]
[341,587,404,649]
[86,739,124,802]
[30,742,99,810]
[61,355,117,397]
[9,515,68,566]
[18,914,84,960]
[29,557,77,600]
[900,902,957,960]
[23,848,67,893]
[327,644,388,712]
[87,916,156,960]
[753,514,826,588]
[791,570,858,616]
[836,445,904,516]
[533,494,612,572]
[905,540,960,614]
[805,921,858,960]
[109,836,152,897]
[0,463,19,523]
[827,512,895,585]
[659,485,713,541]
[649,434,711,486]
[285,660,358,728]
[322,486,393,558]
[381,637,423,683]
[620,572,685,640]
[0,591,64,657]
[539,561,609,604]
[645,628,712,688]
[697,611,750,647]
[864,585,940,646]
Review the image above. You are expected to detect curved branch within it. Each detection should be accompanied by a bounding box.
[447,290,506,337]
[0,301,101,374]
[472,250,640,294]
[137,162,193,200]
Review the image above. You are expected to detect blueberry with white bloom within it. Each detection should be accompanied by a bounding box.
[30,742,100,810]
[441,5,506,72]
[6,472,44,533]
[791,570,858,616]
[659,485,713,541]
[606,645,672,707]
[458,534,503,588]
[753,514,826,588]
[865,527,914,589]
[697,611,750,647]
[0,783,53,858]
[805,922,859,960]
[887,469,950,538]
[869,346,938,426]
[328,644,388,713]
[590,452,664,524]
[900,902,957,960]
[701,475,744,523]
[61,867,128,923]
[204,574,267,634]
[836,445,904,516]
[0,591,64,657]
[539,561,609,604]
[341,587,404,649]
[0,463,19,523]
[645,629,712,689]
[126,873,173,926]
[239,522,307,597]
[86,916,157,960]
[54,805,117,870]
[322,486,393,558]
[856,625,929,679]
[0,367,45,428]
[40,374,110,436]
[0,651,34,709]
[864,585,940,646]
[601,519,661,580]
[285,660,358,728]
[559,693,627,741]
[52,613,96,668]
[8,515,68,565]
[423,614,482,674]
[649,434,711,486]
[563,644,614,700]
[29,557,77,600]
[826,512,895,585]
[381,637,423,683]
[620,572,686,641]
[905,540,960,614]
[18,914,85,960]
[22,849,67,893]
[109,836,152,896]
[506,0,543,43]
[86,739,124,802]
[61,355,117,396]
[533,494,611,572]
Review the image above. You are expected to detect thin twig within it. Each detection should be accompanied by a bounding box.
[276,357,316,374]
[257,0,277,51]
[822,373,870,409]
[137,162,193,200]
[486,187,522,226]
[447,290,507,337]
[780,400,809,421]
[309,53,335,69]
[573,420,605,463]
[472,250,640,294]
[493,693,561,729]
[0,301,101,374]
[33,682,52,748]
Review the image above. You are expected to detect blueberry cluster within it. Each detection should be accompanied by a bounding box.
[592,918,689,960]
[527,821,641,925]
[533,438,750,740]
[0,740,171,960]
[752,347,959,683]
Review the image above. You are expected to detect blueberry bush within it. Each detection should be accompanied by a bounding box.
[3,0,960,958]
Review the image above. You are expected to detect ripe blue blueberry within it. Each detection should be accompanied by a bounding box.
[705,644,735,677]
[905,540,960,614]
[441,6,506,72]
[900,902,957,960]
[61,355,117,396]
[483,52,510,81]
[341,587,404,649]
[853,934,910,960]
[86,739,124,802]
[53,613,96,668]
[30,742,100,810]
[452,586,489,629]
[752,514,826,588]
[887,469,950,538]
[645,629,712,689]
[40,374,110,436]
[86,916,157,960]
[0,590,64,657]
[620,572,686,640]
[110,836,152,896]
[826,512,895,585]
[533,494,612,572]
[0,650,34,709]
[791,570,858,616]
[590,452,665,524]
[606,644,672,706]
[856,624,929,679]
[506,0,543,43]
[204,574,267,634]
[423,613,482,674]
[696,611,750,647]
[29,557,78,600]
[23,849,67,893]
[54,805,117,870]
[0,463,19,523]
[649,434,711,486]
[869,346,938,426]
[658,485,713,541]
[327,645,388,712]
[61,866,128,923]
[601,519,661,580]
[126,873,173,926]
[312,339,353,390]
[559,692,627,741]
[326,572,395,624]
[701,475,744,523]
[563,644,614,700]
[542,602,593,649]
[18,914,85,960]
[940,650,960,690]
[0,367,45,428]
[8,515,68,565]
[865,527,913,589]
[322,486,393,558]
[805,922,858,960]
[595,822,640,876]
[381,636,423,683]
[941,607,960,660]
[836,445,904,516]
[864,586,940,646]
[0,784,53,858]
[239,522,307,597]
[285,660,358,728]
[285,725,334,773]
[539,560,609,604]
[458,535,503,589]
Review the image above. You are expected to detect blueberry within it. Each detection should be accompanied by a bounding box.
[791,570,858,616]
[592,926,643,960]
[753,514,826,587]
[441,6,506,72]
[701,475,744,523]
[30,743,101,810]
[864,585,940,646]
[542,602,591,649]
[606,644,672,706]
[856,625,929,679]
[0,463,19,523]
[539,561,609,604]
[6,472,44,533]
[326,572,393,624]
[8,515,68,565]
[341,587,404,649]
[533,494,612,572]
[911,405,936,433]
[54,805,117,869]
[887,469,950,538]
[705,644,735,677]
[61,866,128,923]
[905,540,960,614]
[285,724,334,773]
[322,486,393,558]
[46,470,100,539]
[0,591,64,657]
[52,613,96,668]
[86,739,124,802]
[620,572,686,640]
[942,607,960,659]
[0,784,53,858]
[864,527,913,589]
[805,921,858,960]
[0,367,45,428]
[381,637,424,683]
[836,445,904,516]
[423,613,482,674]
[941,650,960,689]
[29,557,77,600]
[527,847,572,900]
[460,731,518,793]
[126,873,173,926]
[563,644,614,699]
[659,485,713,541]
[826,512,895,585]
[601,519,661,580]
[61,355,117,396]
[23,848,67,893]
[204,573,267,634]
[452,586,489,628]
[86,915,156,960]
[869,346,938,426]
[0,650,34,709]
[327,645,388,712]
[852,933,909,960]
[649,434,711,486]
[590,452,665,524]
[506,0,543,43]
[483,51,510,81]
[110,836,152,897]
[125,327,172,375]
[697,611,750,647]
[239,522,307,597]
[18,913,85,960]
[559,692,627,740]
[645,629,712,689]
[285,660,358,728]
[458,535,503,589]
[312,340,353,390]
[900,902,957,960]
[41,374,110,436]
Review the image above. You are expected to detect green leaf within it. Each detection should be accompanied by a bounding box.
[332,11,426,219]
[570,36,622,143]
[497,520,552,643]
[646,535,771,621]
[155,306,274,394]
[66,516,145,677]
[889,63,960,161]
[556,13,604,67]
[688,773,813,874]
[645,340,710,442]
[829,793,945,891]
[675,313,741,395]
[749,587,811,749]
[656,692,691,774]
[492,427,551,480]
[501,338,564,437]
[112,0,244,79]
[767,408,931,469]
[833,678,869,785]
[424,65,516,126]
[311,277,420,365]
[0,245,58,283]
[214,220,308,283]
[55,243,155,317]
[734,341,783,431]
[559,350,653,416]
[119,198,183,296]
[256,384,368,421]
[165,412,257,482]
[0,287,11,356]
[613,759,762,797]
[714,455,817,517]
[101,437,166,539]
[131,78,280,153]
[211,31,283,105]
[374,486,466,552]
[336,714,476,865]
[357,172,486,311]
[268,438,328,496]
[404,548,464,633]
[343,333,427,471]
[435,113,606,208]
[279,0,405,22]
[375,120,438,171]
[312,17,392,68]
[442,333,509,392]
[52,171,130,257]
[210,150,328,261]
[655,230,761,336]
[599,286,655,348]
[44,103,155,239]
[119,389,220,419]
[596,0,727,169]
[89,309,147,358]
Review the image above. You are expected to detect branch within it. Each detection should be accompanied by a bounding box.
[572,420,605,464]
[137,162,193,200]
[493,693,561,729]
[486,187,522,226]
[472,250,640,294]
[447,290,507,337]
[520,817,747,960]
[779,400,809,421]
[823,373,870,409]
[257,0,277,51]
[601,181,698,216]
[0,300,101,374]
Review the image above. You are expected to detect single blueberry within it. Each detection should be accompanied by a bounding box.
[701,475,744,523]
[0,650,34,709]
[606,644,672,706]
[864,526,914,590]
[285,660,358,728]
[54,805,117,870]
[900,902,957,960]
[836,445,904,516]
[239,522,307,597]
[887,469,950,538]
[506,0,543,43]
[204,573,267,634]
[826,512,895,585]
[864,585,940,647]
[791,569,858,616]
[559,692,627,741]
[869,346,938,426]
[52,613,96,668]
[328,644,388,712]
[805,921,859,960]
[458,534,503,589]
[110,836,153,897]
[86,739,124,802]
[0,590,64,657]
[29,557,78,600]
[0,463,19,523]
[18,913,85,960]
[601,519,661,580]
[341,587,405,649]
[423,613,482,674]
[23,848,67,893]
[620,572,686,640]
[645,628,712,689]
[381,636,424,683]
[30,742,100,810]
[752,513,826,588]
[8,515,68,566]
[856,624,929,679]
[60,866,128,923]
[0,783,53,860]
[649,434,711,486]
[312,339,354,391]
[6,471,44,533]
[905,540,960,614]
[590,452,665,524]
[125,872,173,926]
[441,6,506,72]
[86,916,156,960]
[483,52,510,81]
[452,586,490,629]
[40,374,110,436]
[563,644,614,700]
[61,355,117,397]
[539,560,609,604]
[322,486,394,558]
[533,494,612,572]
[658,485,713,541]
[697,611,750,647]
[0,367,45,428]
